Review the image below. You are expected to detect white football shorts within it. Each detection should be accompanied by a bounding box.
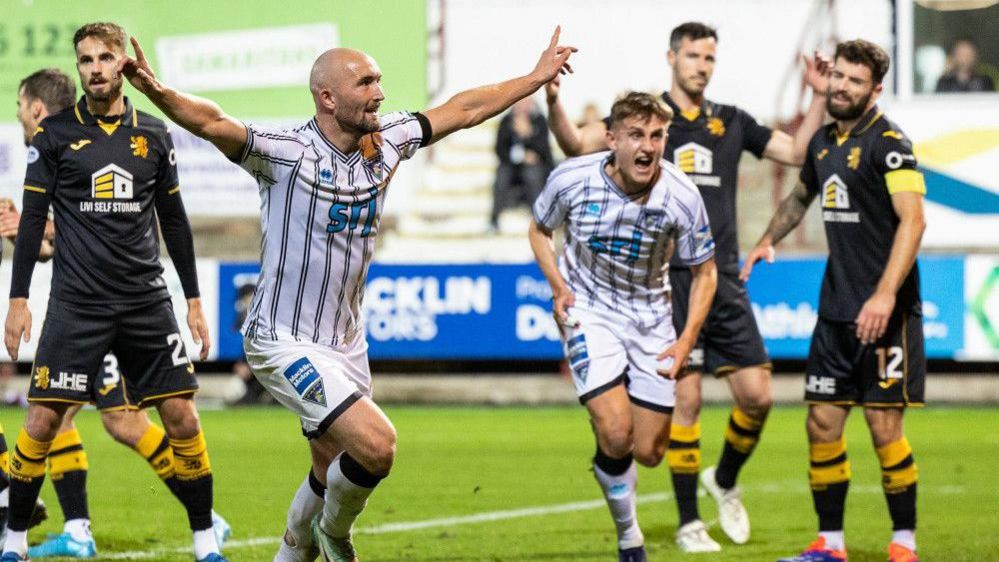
[243,334,372,439]
[562,306,677,413]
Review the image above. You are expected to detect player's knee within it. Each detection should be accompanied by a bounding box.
[806,412,842,442]
[633,442,665,468]
[865,409,904,448]
[158,399,202,439]
[739,392,773,420]
[101,410,143,446]
[364,431,397,476]
[24,404,67,441]
[597,424,633,458]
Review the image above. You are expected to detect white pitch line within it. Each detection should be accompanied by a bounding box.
[98,492,675,559]
[93,483,967,559]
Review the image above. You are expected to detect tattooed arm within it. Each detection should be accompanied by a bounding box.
[739,180,817,281]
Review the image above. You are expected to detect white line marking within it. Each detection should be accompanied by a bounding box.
[92,483,967,559]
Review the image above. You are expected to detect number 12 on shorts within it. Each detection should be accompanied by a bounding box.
[876,346,904,388]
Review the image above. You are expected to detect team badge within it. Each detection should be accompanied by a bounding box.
[706,117,725,137]
[283,357,328,407]
[847,147,861,170]
[34,365,50,390]
[131,135,149,159]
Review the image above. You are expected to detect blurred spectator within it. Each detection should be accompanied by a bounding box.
[0,361,27,407]
[935,37,995,93]
[226,283,271,405]
[490,97,554,232]
[578,102,602,127]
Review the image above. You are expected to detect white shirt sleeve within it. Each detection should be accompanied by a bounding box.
[238,123,307,183]
[532,171,571,231]
[675,190,715,266]
[378,112,430,162]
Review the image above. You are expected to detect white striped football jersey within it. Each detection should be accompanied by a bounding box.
[239,112,430,347]
[532,152,715,328]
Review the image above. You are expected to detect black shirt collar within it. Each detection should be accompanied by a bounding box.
[74,96,137,127]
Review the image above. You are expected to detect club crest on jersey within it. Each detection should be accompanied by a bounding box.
[130,135,149,159]
[283,357,328,407]
[706,117,725,137]
[847,147,861,170]
[91,163,133,199]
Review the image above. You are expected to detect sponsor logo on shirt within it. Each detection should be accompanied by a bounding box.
[821,174,860,223]
[674,142,720,187]
[84,164,142,213]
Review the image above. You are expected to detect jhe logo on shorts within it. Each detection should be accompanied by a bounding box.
[51,372,89,392]
[806,375,836,395]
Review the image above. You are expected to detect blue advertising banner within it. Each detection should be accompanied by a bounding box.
[215,257,966,361]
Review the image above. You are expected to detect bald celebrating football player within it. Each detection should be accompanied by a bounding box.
[120,27,575,562]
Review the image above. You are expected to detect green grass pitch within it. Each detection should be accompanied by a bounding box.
[1,403,996,561]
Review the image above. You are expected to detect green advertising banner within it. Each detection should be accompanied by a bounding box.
[0,0,427,120]
[0,1,427,216]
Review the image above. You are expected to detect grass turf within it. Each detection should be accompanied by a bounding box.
[0,404,996,561]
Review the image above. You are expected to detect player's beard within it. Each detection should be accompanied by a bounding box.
[85,77,123,104]
[335,105,380,135]
[827,90,872,121]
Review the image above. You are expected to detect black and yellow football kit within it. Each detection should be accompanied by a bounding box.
[799,106,927,407]
[657,93,772,376]
[12,96,201,408]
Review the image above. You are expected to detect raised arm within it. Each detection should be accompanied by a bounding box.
[422,26,575,145]
[762,51,831,166]
[119,37,247,160]
[739,180,818,281]
[544,75,609,157]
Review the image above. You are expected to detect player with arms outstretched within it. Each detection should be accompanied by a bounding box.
[120,26,575,562]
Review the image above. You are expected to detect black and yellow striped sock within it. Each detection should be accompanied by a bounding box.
[877,437,918,530]
[0,422,10,493]
[170,431,214,531]
[715,406,765,489]
[134,424,183,500]
[48,428,89,521]
[809,438,851,532]
[668,422,701,526]
[7,429,51,531]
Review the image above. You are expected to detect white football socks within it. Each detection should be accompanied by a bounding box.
[192,528,219,560]
[64,518,92,542]
[819,530,845,551]
[285,471,326,549]
[593,459,643,549]
[892,529,916,551]
[321,455,378,539]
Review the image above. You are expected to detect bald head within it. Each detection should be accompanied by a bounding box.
[309,47,385,135]
[310,48,378,99]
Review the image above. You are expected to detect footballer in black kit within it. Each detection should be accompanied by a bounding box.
[660,91,772,376]
[12,95,200,407]
[798,106,925,406]
[745,39,925,561]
